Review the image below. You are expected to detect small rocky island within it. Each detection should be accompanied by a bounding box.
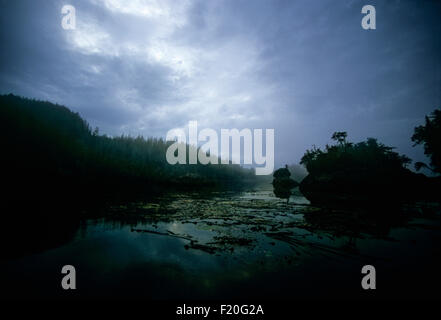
[272,165,299,201]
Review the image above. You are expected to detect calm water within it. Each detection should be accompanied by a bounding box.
[1,186,440,300]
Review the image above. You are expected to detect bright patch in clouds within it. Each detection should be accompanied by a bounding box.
[63,0,271,132]
[95,0,189,24]
[67,22,117,56]
[146,41,197,78]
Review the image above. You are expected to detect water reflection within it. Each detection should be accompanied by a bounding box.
[1,188,440,300]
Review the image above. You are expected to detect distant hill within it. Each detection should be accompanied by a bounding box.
[0,94,255,212]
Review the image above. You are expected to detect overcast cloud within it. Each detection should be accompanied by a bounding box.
[0,0,440,169]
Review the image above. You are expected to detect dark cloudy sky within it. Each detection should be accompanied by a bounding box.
[1,0,440,169]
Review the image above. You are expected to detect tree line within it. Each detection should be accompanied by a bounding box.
[0,94,255,212]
